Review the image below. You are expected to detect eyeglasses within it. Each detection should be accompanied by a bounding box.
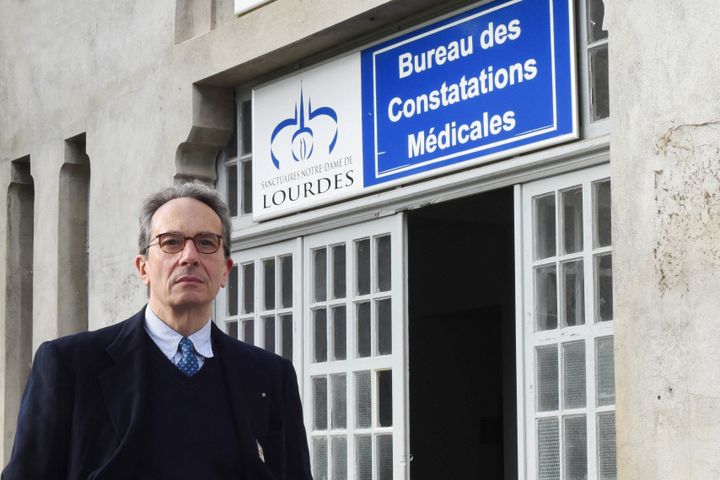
[148,232,223,254]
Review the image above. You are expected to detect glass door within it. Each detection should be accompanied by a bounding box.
[304,214,408,480]
[518,164,615,480]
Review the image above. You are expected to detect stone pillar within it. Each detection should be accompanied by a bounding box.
[610,1,720,477]
[2,157,34,462]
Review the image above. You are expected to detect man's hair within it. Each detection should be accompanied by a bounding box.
[138,182,232,258]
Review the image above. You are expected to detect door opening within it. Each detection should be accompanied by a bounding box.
[407,187,517,480]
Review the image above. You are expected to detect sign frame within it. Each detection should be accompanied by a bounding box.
[252,0,577,221]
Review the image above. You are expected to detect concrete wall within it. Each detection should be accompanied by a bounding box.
[609,0,720,478]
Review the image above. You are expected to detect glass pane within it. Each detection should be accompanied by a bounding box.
[596,336,615,406]
[377,235,391,292]
[263,259,275,310]
[263,315,275,353]
[561,187,583,254]
[537,417,560,480]
[355,371,372,428]
[598,412,617,480]
[587,0,608,42]
[242,263,254,313]
[313,376,328,430]
[241,160,253,214]
[280,314,293,361]
[313,437,328,480]
[377,435,393,480]
[357,302,371,358]
[594,179,612,247]
[378,370,393,427]
[226,320,238,339]
[563,341,586,409]
[377,299,392,355]
[356,435,372,480]
[331,374,347,429]
[537,345,559,411]
[332,244,346,299]
[356,238,371,295]
[280,255,293,308]
[596,253,614,322]
[562,260,585,327]
[590,45,610,121]
[333,306,347,361]
[535,265,558,330]
[242,320,254,345]
[228,265,238,316]
[314,248,327,302]
[240,100,252,155]
[564,416,588,480]
[534,193,556,259]
[332,437,347,480]
[314,309,328,363]
[227,164,238,217]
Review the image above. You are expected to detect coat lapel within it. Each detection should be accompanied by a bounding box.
[212,324,277,479]
[94,310,149,478]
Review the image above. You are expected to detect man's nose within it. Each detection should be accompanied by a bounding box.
[178,238,201,264]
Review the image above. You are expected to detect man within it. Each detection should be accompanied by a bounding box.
[3,183,312,479]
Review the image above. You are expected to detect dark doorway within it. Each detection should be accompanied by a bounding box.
[407,187,517,480]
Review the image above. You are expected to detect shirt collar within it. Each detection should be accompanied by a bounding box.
[144,306,215,361]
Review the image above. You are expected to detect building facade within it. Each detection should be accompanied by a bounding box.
[1,0,719,478]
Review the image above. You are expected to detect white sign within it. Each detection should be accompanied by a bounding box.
[253,53,363,220]
[234,0,272,16]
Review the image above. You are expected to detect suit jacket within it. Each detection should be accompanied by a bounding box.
[2,308,313,480]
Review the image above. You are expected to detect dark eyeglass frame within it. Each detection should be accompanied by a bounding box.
[147,232,224,255]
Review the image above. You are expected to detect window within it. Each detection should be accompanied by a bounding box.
[216,239,301,365]
[519,164,615,480]
[580,0,609,127]
[217,93,253,228]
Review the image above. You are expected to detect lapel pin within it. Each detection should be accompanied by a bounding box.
[261,392,267,398]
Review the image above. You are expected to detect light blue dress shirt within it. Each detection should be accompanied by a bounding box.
[144,306,214,368]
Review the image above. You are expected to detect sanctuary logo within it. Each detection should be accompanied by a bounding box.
[252,52,364,220]
[270,87,339,169]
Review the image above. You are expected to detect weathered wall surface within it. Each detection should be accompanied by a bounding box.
[609,0,720,477]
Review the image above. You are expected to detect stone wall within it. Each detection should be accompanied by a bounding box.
[609,0,720,477]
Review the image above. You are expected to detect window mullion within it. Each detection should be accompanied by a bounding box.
[586,335,599,479]
[275,255,282,354]
[582,174,599,478]
[253,260,261,346]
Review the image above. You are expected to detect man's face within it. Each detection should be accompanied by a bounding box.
[135,197,233,316]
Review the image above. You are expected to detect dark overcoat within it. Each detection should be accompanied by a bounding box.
[2,308,312,480]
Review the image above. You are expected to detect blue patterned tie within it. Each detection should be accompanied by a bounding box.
[177,337,200,377]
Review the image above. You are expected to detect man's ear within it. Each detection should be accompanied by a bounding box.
[135,255,151,286]
[221,257,234,288]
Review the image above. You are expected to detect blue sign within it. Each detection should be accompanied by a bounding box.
[360,0,576,186]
